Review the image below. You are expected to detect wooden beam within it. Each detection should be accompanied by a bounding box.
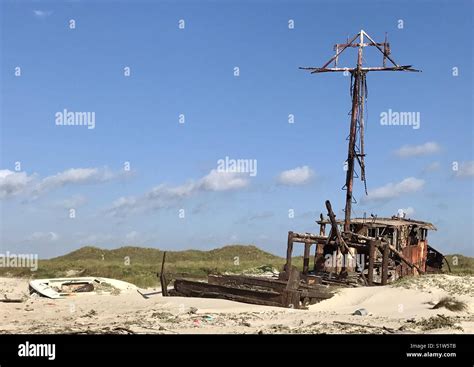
[160,251,169,297]
[299,65,419,73]
[320,32,361,68]
[361,30,399,68]
[381,244,389,285]
[284,266,301,309]
[314,243,325,272]
[207,274,333,300]
[367,240,376,286]
[319,213,326,236]
[0,297,24,303]
[286,266,300,291]
[172,279,302,309]
[325,200,351,254]
[285,231,294,271]
[303,242,311,274]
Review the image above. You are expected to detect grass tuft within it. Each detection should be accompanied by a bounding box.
[432,296,468,312]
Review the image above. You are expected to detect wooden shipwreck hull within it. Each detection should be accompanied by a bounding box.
[168,268,336,310]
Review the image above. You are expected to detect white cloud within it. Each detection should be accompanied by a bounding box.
[26,231,59,242]
[0,170,35,199]
[364,177,425,202]
[108,196,138,216]
[394,142,441,158]
[33,168,116,196]
[33,10,53,18]
[277,166,314,186]
[454,161,474,178]
[0,167,126,200]
[107,169,250,217]
[200,169,249,191]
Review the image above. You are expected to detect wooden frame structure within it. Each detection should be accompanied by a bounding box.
[283,200,442,286]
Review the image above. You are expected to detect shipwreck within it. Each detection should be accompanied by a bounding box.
[163,30,447,309]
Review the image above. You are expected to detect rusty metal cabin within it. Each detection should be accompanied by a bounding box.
[282,202,445,287]
[319,216,436,277]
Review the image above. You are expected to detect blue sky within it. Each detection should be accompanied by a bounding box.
[1,0,473,258]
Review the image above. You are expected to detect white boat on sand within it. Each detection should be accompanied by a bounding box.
[29,277,137,299]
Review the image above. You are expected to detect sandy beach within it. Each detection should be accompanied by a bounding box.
[1,275,472,334]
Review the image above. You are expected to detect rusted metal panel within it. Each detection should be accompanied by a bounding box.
[401,240,428,275]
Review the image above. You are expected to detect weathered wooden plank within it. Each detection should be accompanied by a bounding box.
[282,290,300,309]
[285,231,294,272]
[208,274,333,299]
[208,274,287,291]
[290,232,330,244]
[367,240,375,286]
[286,266,300,291]
[0,297,24,303]
[160,251,169,297]
[382,244,389,285]
[325,200,351,254]
[172,279,295,308]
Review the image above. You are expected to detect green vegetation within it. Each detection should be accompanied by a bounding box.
[0,245,310,288]
[443,254,474,275]
[0,244,471,289]
[391,273,474,297]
